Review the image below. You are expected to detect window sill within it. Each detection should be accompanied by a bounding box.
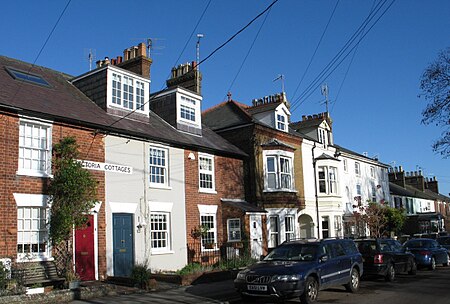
[16,256,53,263]
[16,170,52,178]
[263,189,297,193]
[151,250,174,256]
[149,184,172,190]
[199,189,217,195]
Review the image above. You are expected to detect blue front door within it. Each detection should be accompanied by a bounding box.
[113,213,134,277]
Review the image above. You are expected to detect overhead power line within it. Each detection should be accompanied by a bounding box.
[290,0,396,114]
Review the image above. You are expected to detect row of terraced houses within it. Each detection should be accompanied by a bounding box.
[0,43,449,280]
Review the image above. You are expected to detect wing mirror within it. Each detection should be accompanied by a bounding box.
[319,254,328,263]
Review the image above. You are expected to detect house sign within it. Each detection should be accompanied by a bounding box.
[78,160,133,174]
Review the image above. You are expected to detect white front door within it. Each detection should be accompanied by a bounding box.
[250,214,263,259]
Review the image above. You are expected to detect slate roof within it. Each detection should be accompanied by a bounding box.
[246,101,283,115]
[0,55,246,158]
[221,199,266,213]
[389,182,444,201]
[334,144,389,167]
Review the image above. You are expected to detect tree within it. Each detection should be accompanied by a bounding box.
[419,48,450,157]
[48,137,97,280]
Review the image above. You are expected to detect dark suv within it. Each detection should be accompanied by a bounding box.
[354,239,416,281]
[234,238,363,303]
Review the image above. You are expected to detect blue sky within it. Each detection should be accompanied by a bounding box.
[1,0,449,196]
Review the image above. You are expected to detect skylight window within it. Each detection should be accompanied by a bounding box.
[6,67,51,87]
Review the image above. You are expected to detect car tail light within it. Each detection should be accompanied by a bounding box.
[419,251,431,256]
[374,254,384,264]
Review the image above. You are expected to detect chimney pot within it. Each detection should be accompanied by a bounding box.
[137,43,146,57]
[96,60,102,68]
[399,165,403,172]
[117,56,123,64]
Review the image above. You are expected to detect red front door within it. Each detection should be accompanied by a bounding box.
[75,215,95,280]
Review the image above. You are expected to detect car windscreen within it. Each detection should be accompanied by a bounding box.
[405,240,433,248]
[264,244,318,262]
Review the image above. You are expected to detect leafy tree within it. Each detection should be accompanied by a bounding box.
[48,137,97,279]
[419,48,450,157]
[385,206,406,236]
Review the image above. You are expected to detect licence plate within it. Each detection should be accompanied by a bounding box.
[247,285,267,291]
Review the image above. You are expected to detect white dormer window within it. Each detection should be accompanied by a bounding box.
[276,114,286,131]
[107,67,150,114]
[318,128,327,145]
[177,90,202,129]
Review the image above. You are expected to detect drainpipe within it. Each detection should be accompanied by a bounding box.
[312,143,320,238]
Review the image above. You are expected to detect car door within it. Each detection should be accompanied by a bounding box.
[431,240,448,264]
[318,243,340,288]
[388,240,409,273]
[331,242,351,284]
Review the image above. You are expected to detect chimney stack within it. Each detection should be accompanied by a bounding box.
[166,61,202,94]
[116,43,152,80]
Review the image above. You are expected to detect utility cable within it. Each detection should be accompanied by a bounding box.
[292,0,388,109]
[332,0,377,113]
[291,0,396,114]
[225,4,273,100]
[291,0,340,102]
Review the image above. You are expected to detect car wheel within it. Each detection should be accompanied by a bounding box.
[344,268,360,293]
[385,264,395,282]
[408,259,417,275]
[300,276,319,304]
[443,254,449,267]
[429,256,436,270]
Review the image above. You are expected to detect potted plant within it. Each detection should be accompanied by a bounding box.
[66,270,81,290]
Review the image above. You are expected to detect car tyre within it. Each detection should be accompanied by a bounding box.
[408,259,417,275]
[429,256,436,270]
[300,276,319,304]
[344,268,360,293]
[385,264,395,282]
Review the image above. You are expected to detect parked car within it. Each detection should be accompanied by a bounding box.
[234,238,363,303]
[354,238,416,281]
[436,236,450,254]
[404,238,449,270]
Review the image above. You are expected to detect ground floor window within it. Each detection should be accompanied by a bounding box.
[268,216,280,248]
[227,218,241,242]
[200,214,216,249]
[285,216,295,241]
[150,212,171,252]
[322,216,329,238]
[17,206,49,259]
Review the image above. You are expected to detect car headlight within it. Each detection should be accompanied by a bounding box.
[271,274,302,282]
[236,272,247,280]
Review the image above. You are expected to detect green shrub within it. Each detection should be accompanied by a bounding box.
[131,263,151,289]
[176,263,212,275]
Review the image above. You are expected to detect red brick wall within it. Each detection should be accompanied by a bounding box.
[0,113,106,277]
[184,149,245,244]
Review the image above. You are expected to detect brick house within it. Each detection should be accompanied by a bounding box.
[0,44,249,280]
[203,93,304,252]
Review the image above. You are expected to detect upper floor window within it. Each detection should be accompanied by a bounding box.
[370,166,375,178]
[199,153,215,192]
[112,73,122,105]
[265,152,294,191]
[18,120,52,176]
[276,114,286,131]
[123,76,134,110]
[180,96,197,122]
[355,162,361,176]
[318,128,327,145]
[318,166,338,195]
[149,147,168,187]
[343,159,348,172]
[136,81,145,111]
[227,219,241,242]
[371,184,376,202]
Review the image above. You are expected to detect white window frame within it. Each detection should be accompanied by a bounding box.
[263,150,295,192]
[123,75,134,110]
[227,218,241,242]
[318,128,327,145]
[343,159,348,172]
[268,215,280,248]
[276,113,286,131]
[149,146,169,188]
[135,80,145,111]
[177,93,202,128]
[371,184,377,202]
[198,205,218,251]
[149,202,174,255]
[14,194,51,261]
[112,73,122,105]
[17,118,52,177]
[285,215,295,241]
[150,212,171,253]
[355,162,361,176]
[198,153,216,193]
[317,165,338,195]
[370,166,375,179]
[322,216,329,238]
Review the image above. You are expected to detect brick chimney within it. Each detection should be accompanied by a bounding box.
[425,176,439,194]
[405,170,425,191]
[389,166,406,188]
[117,43,153,80]
[166,61,202,94]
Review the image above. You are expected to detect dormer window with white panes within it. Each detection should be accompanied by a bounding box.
[318,128,327,145]
[177,91,202,129]
[276,113,286,131]
[107,66,150,114]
